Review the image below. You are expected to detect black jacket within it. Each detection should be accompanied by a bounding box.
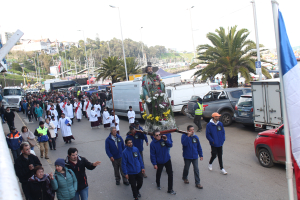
[65,155,96,191]
[4,111,15,123]
[28,177,52,200]
[0,107,5,115]
[14,154,42,183]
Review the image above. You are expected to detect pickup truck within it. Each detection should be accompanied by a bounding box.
[198,88,251,126]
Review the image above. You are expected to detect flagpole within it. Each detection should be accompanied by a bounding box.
[271,1,294,199]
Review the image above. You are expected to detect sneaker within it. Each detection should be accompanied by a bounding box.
[182,178,189,184]
[208,164,212,171]
[143,173,147,178]
[196,184,203,189]
[220,169,227,175]
[157,185,161,190]
[124,181,130,186]
[116,180,120,185]
[45,157,49,159]
[197,129,202,132]
[137,193,141,197]
[167,190,176,195]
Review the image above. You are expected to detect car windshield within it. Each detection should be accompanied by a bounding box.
[203,92,221,100]
[4,89,21,96]
[237,96,252,107]
[211,85,222,90]
[190,96,199,101]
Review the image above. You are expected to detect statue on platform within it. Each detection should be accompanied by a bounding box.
[141,62,176,132]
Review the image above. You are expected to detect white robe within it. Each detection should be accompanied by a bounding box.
[103,111,111,125]
[94,104,101,117]
[60,102,66,113]
[58,117,73,137]
[83,100,87,112]
[110,115,120,131]
[50,109,58,121]
[51,119,58,134]
[89,110,98,122]
[47,105,51,111]
[127,110,135,124]
[74,102,82,119]
[84,101,92,117]
[45,122,56,138]
[65,104,74,119]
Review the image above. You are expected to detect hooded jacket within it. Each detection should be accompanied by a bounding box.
[206,119,226,147]
[126,131,148,152]
[6,131,22,150]
[65,155,96,191]
[150,138,172,165]
[105,134,125,159]
[122,146,144,175]
[181,134,203,159]
[35,107,44,118]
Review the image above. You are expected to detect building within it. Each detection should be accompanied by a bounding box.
[11,38,51,53]
[0,32,15,44]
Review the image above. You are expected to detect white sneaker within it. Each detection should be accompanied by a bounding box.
[220,168,227,175]
[208,164,212,171]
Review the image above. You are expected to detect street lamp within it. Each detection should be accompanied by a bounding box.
[187,6,196,60]
[77,30,89,82]
[140,27,145,66]
[109,5,128,81]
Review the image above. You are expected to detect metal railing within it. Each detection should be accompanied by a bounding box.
[0,121,23,199]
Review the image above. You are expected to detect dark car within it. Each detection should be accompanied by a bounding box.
[234,94,253,127]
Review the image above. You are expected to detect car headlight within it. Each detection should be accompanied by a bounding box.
[256,134,260,139]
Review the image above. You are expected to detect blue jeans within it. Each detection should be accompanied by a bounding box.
[75,186,89,200]
[183,158,200,185]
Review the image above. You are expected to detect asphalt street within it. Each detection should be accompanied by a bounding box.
[15,111,296,200]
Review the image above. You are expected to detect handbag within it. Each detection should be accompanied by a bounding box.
[27,138,37,147]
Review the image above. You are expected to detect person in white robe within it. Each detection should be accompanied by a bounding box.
[84,98,92,119]
[58,113,74,144]
[102,107,111,129]
[110,110,120,134]
[74,99,82,122]
[127,106,135,124]
[60,99,67,114]
[65,101,74,123]
[94,103,102,124]
[50,105,58,121]
[45,118,57,150]
[50,115,58,137]
[89,107,99,128]
[82,97,88,119]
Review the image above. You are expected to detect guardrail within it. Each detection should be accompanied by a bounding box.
[0,121,23,199]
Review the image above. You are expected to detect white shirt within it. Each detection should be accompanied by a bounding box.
[94,104,101,117]
[89,110,98,122]
[127,110,135,123]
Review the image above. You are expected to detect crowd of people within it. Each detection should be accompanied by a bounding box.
[3,88,227,200]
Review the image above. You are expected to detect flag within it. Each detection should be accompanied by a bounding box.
[58,58,61,73]
[278,10,300,167]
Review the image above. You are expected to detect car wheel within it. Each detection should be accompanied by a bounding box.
[258,148,274,168]
[203,117,210,123]
[181,106,187,116]
[220,111,232,126]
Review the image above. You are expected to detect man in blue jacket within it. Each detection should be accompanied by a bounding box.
[206,112,227,175]
[34,121,51,159]
[6,127,23,161]
[181,125,203,189]
[122,139,145,200]
[127,124,148,178]
[105,127,129,186]
[150,130,176,195]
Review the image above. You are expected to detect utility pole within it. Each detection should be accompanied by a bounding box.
[75,56,77,80]
[107,41,111,57]
[187,6,196,60]
[140,27,145,65]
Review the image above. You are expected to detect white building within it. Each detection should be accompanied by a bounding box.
[11,39,51,52]
[0,32,14,44]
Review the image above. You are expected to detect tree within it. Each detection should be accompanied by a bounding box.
[193,26,271,87]
[96,56,121,83]
[119,57,142,80]
[11,63,22,71]
[23,60,35,71]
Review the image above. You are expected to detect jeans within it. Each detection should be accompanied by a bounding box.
[1,114,4,123]
[194,115,202,130]
[156,159,173,191]
[209,146,223,169]
[48,137,56,149]
[128,172,143,198]
[39,141,49,157]
[11,148,21,161]
[182,158,200,185]
[7,122,15,130]
[112,158,127,182]
[75,186,89,200]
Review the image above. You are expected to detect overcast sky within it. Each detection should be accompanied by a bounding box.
[1,0,299,52]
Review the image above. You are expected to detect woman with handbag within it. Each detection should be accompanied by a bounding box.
[20,126,36,150]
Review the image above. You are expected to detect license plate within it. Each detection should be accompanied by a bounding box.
[266,126,273,130]
[240,112,247,116]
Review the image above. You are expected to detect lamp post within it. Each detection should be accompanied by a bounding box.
[140,27,145,66]
[109,5,128,81]
[187,6,196,60]
[107,41,111,57]
[77,30,89,83]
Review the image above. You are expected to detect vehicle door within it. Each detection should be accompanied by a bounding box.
[228,90,243,107]
[266,83,282,125]
[252,83,266,123]
[272,126,285,162]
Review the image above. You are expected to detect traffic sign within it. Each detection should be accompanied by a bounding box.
[255,61,261,68]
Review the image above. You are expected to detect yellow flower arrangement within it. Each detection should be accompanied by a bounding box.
[155,116,160,122]
[147,114,153,120]
[142,113,147,119]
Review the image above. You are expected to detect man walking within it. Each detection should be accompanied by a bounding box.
[193,97,203,132]
[14,142,42,200]
[65,147,101,200]
[58,113,75,144]
[181,125,203,189]
[34,121,51,159]
[122,139,145,200]
[150,130,176,195]
[4,107,15,130]
[127,106,135,125]
[206,112,227,175]
[6,127,22,161]
[105,127,129,186]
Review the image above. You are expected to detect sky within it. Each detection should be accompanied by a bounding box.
[1,0,299,52]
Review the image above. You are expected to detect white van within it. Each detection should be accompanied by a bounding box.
[106,78,144,119]
[166,83,212,115]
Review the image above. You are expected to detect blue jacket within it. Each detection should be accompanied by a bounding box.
[122,146,144,175]
[23,102,28,110]
[6,131,23,150]
[35,107,43,118]
[206,120,225,147]
[181,134,203,159]
[150,138,172,165]
[105,134,125,159]
[151,133,173,145]
[126,131,148,152]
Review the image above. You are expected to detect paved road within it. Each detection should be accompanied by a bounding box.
[16,112,295,200]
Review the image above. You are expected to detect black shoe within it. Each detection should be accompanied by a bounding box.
[167,190,176,195]
[54,148,56,150]
[116,181,120,185]
[65,141,68,144]
[124,181,130,186]
[137,193,141,198]
[197,129,202,132]
[69,140,72,143]
[157,185,161,190]
[50,148,53,150]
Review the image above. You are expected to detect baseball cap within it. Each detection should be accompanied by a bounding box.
[212,112,221,117]
[134,120,140,125]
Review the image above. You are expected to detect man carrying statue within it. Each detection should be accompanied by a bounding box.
[141,62,176,133]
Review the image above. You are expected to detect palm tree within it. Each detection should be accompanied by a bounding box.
[96,56,121,83]
[118,57,142,81]
[193,26,271,87]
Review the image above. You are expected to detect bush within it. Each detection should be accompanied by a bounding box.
[11,63,22,71]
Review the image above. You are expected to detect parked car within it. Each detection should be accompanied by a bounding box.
[234,93,253,127]
[254,124,285,168]
[201,88,251,126]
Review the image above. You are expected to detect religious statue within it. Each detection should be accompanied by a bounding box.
[141,62,177,132]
